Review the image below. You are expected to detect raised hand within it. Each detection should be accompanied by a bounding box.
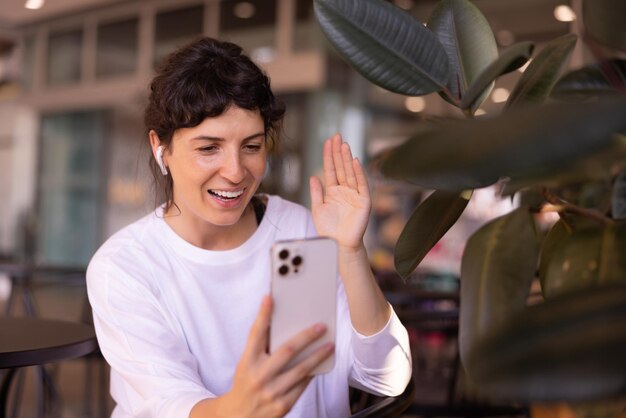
[215,296,334,418]
[310,133,372,251]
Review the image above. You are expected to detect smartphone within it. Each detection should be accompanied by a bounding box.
[269,237,337,375]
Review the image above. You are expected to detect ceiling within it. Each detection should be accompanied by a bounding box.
[0,0,122,28]
[406,0,572,44]
[0,0,573,38]
[0,0,576,116]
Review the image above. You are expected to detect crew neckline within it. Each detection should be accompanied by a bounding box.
[154,194,277,264]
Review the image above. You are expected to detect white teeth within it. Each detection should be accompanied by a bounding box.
[210,189,244,199]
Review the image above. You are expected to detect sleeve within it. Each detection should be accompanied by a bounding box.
[87,256,213,418]
[332,270,412,398]
[348,304,413,396]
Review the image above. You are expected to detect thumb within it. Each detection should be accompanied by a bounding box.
[244,295,272,359]
[309,176,324,212]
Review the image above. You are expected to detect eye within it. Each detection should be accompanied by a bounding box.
[244,143,263,152]
[198,145,218,153]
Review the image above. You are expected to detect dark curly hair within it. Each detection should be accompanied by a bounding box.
[144,37,286,210]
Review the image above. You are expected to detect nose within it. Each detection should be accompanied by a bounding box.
[220,150,246,184]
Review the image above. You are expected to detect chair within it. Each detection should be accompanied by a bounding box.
[349,378,416,418]
[403,354,529,418]
[378,271,530,418]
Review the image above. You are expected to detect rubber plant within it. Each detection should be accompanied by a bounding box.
[314,0,626,414]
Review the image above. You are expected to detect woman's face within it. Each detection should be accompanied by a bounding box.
[160,106,267,229]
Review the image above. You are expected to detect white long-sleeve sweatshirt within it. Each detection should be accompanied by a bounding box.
[87,195,412,418]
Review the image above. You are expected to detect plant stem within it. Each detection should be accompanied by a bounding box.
[539,188,613,225]
[442,87,463,109]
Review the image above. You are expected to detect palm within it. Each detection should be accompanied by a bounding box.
[310,134,371,250]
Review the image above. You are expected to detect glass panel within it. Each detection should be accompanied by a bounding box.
[47,28,83,86]
[294,0,324,52]
[260,93,308,203]
[21,35,35,89]
[154,5,204,68]
[220,0,276,59]
[105,106,152,235]
[37,111,106,266]
[96,17,139,78]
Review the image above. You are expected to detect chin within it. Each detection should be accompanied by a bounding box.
[204,211,247,227]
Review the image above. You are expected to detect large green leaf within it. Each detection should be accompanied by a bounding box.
[502,137,626,196]
[459,207,539,368]
[394,190,472,279]
[466,285,626,401]
[461,41,534,111]
[542,221,626,299]
[380,99,626,190]
[552,59,626,102]
[506,34,577,110]
[538,220,571,295]
[613,169,626,219]
[314,0,449,96]
[583,0,626,52]
[380,122,497,190]
[559,211,610,233]
[427,0,498,108]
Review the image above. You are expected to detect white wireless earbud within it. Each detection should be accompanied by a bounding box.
[156,146,168,176]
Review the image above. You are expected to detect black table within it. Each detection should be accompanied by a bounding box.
[0,317,98,418]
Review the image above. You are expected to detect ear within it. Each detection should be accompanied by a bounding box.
[149,130,163,160]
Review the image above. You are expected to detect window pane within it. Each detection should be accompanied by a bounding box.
[154,5,204,68]
[96,17,139,78]
[47,28,83,86]
[38,111,106,266]
[220,0,276,59]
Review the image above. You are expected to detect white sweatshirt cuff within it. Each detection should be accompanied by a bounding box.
[351,306,411,370]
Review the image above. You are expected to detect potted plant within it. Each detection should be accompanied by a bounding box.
[313,0,626,416]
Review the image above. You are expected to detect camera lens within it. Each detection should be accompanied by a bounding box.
[278,265,289,276]
[279,249,289,260]
[292,256,302,266]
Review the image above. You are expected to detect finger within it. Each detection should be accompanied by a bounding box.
[266,377,313,417]
[272,342,334,394]
[353,158,371,198]
[332,134,347,186]
[309,176,324,211]
[275,376,313,414]
[260,323,327,379]
[322,138,338,187]
[341,143,358,190]
[244,295,273,359]
[284,376,313,401]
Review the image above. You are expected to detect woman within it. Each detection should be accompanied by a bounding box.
[87,37,411,418]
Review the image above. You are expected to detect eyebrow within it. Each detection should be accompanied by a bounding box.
[191,132,265,142]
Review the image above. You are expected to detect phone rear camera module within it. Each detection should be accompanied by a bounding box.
[292,256,302,267]
[278,265,289,276]
[279,249,289,260]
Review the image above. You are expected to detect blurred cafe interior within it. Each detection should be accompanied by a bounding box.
[0,0,607,417]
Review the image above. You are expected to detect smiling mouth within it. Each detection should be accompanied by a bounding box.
[208,189,245,201]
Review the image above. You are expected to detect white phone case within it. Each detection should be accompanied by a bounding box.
[269,237,337,375]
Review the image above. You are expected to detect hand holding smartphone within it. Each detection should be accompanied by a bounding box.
[269,237,337,375]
